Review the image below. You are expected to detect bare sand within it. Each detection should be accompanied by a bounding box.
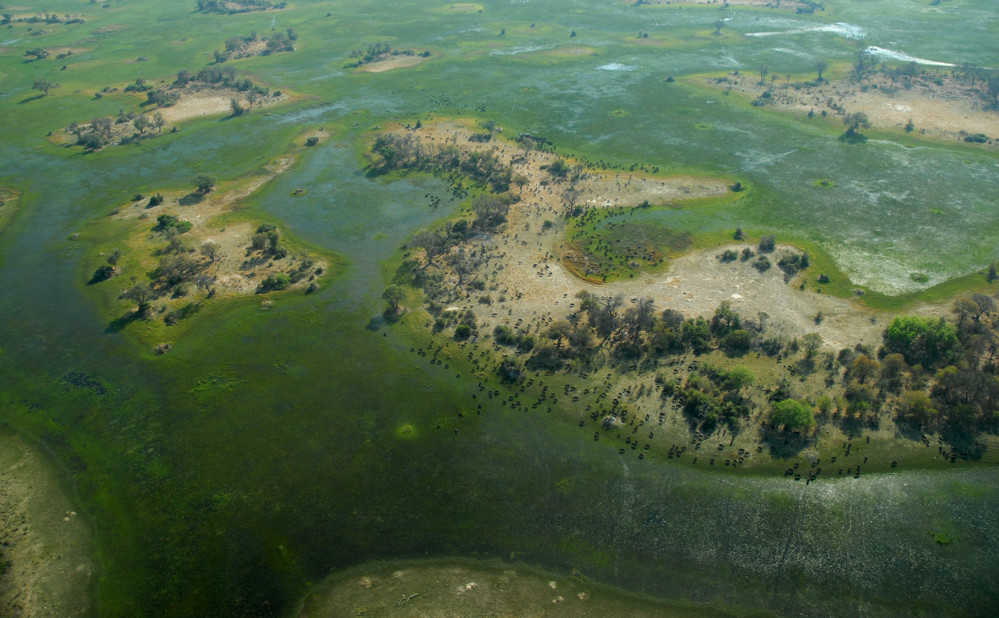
[155,89,289,124]
[0,432,93,617]
[357,54,431,73]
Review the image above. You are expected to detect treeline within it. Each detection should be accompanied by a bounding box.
[345,43,430,68]
[195,0,284,14]
[216,28,296,62]
[2,13,84,25]
[371,132,526,194]
[403,240,999,439]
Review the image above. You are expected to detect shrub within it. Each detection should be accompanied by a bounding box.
[772,399,815,430]
[258,273,291,292]
[753,255,771,272]
[89,264,115,284]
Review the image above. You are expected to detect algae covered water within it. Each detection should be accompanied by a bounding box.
[0,0,997,615]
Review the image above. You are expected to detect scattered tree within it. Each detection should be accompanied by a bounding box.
[33,78,57,96]
[815,60,828,82]
[842,112,871,139]
[192,174,216,194]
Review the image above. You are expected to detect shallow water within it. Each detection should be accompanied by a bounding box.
[0,0,997,615]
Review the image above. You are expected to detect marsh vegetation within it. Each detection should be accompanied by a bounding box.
[1,0,998,616]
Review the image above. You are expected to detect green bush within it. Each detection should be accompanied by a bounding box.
[258,273,291,292]
[772,399,815,431]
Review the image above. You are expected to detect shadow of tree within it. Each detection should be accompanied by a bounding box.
[178,193,205,206]
[17,94,44,104]
[761,425,814,459]
[106,311,141,333]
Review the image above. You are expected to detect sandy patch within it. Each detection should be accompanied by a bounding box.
[0,431,93,617]
[358,54,430,73]
[446,3,483,12]
[156,90,288,124]
[706,73,999,144]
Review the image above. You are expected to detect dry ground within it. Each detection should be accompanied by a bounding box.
[704,72,999,145]
[0,432,92,618]
[398,120,887,353]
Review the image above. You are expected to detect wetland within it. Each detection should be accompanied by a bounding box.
[1,0,998,616]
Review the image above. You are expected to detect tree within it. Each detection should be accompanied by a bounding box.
[772,399,815,431]
[193,174,216,194]
[815,60,828,82]
[758,64,769,86]
[152,112,165,133]
[382,285,405,317]
[842,112,871,139]
[725,366,755,392]
[245,90,261,111]
[33,78,57,96]
[713,20,725,36]
[411,229,447,267]
[472,195,509,230]
[801,333,823,358]
[851,354,880,384]
[133,115,151,135]
[122,283,154,317]
[883,316,960,369]
[200,241,221,263]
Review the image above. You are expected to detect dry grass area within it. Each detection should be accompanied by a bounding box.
[394,120,887,353]
[0,432,92,618]
[704,72,999,145]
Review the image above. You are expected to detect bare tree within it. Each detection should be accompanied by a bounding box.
[411,229,447,267]
[200,241,222,263]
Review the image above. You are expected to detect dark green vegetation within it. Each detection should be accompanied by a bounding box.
[1,0,998,616]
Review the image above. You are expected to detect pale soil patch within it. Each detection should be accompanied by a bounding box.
[152,89,289,124]
[546,46,597,56]
[705,73,999,145]
[298,559,690,617]
[445,3,483,12]
[357,53,431,73]
[0,432,93,618]
[393,120,891,353]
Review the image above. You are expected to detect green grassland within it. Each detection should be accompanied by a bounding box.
[1,0,998,616]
